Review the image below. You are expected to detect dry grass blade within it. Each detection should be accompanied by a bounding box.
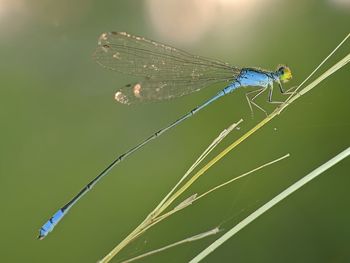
[121,227,220,263]
[140,153,289,230]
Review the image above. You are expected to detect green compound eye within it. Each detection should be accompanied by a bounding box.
[278,66,292,83]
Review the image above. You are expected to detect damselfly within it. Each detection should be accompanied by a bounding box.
[38,32,292,239]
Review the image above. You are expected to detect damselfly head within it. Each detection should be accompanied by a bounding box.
[277,65,292,83]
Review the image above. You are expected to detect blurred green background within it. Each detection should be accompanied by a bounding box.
[1,0,349,262]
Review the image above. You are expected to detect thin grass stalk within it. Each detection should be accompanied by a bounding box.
[129,153,290,239]
[121,227,220,263]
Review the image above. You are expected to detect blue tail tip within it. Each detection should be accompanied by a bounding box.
[38,229,47,240]
[38,209,64,240]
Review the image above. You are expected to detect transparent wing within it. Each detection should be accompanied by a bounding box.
[115,79,229,105]
[93,32,241,103]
